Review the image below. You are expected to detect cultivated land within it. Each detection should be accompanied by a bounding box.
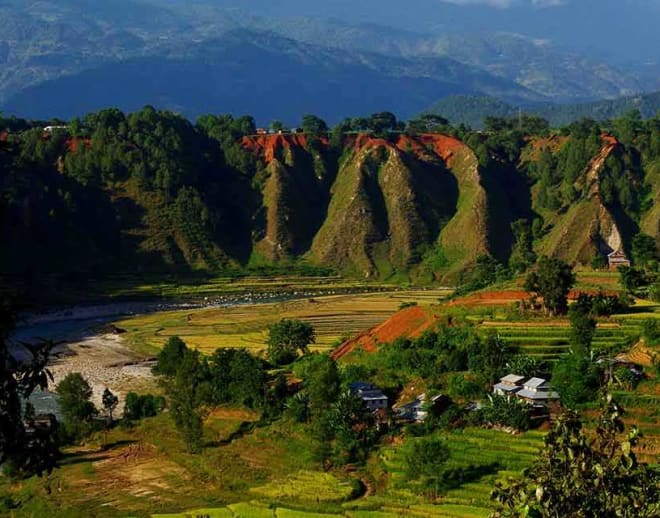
[4,271,660,517]
[116,289,451,356]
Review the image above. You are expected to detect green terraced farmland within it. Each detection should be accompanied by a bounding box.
[380,428,545,516]
[480,321,641,361]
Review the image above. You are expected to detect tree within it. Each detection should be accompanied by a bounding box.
[56,373,97,439]
[509,219,536,273]
[632,233,658,267]
[168,349,207,453]
[368,112,400,137]
[404,436,451,493]
[267,319,315,365]
[467,333,516,384]
[568,294,597,358]
[0,303,59,477]
[270,120,285,132]
[153,336,188,377]
[305,354,341,416]
[407,114,449,134]
[618,266,648,293]
[102,388,119,421]
[301,114,328,136]
[506,355,544,378]
[492,396,660,517]
[525,256,576,315]
[123,392,164,421]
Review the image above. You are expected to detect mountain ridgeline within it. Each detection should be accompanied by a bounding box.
[2,108,659,293]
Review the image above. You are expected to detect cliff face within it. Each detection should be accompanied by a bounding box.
[535,137,627,263]
[238,132,650,279]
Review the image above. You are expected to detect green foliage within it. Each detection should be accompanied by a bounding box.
[479,394,532,432]
[320,390,378,465]
[101,388,119,421]
[304,354,341,418]
[404,436,451,491]
[0,303,59,477]
[618,266,650,293]
[505,355,545,379]
[508,219,536,273]
[568,295,597,358]
[457,255,511,295]
[525,256,575,315]
[167,349,208,453]
[56,373,97,440]
[632,233,658,267]
[551,354,601,408]
[206,348,267,408]
[641,319,660,344]
[407,114,450,134]
[267,319,316,366]
[301,115,328,136]
[123,392,165,421]
[492,396,660,517]
[153,336,189,377]
[466,333,518,385]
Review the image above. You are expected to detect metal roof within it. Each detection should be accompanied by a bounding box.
[524,377,548,388]
[500,374,525,384]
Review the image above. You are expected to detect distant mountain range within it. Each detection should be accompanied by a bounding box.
[426,91,660,128]
[0,0,658,124]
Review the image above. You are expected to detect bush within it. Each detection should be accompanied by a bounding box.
[123,392,165,421]
[642,319,660,344]
[481,394,532,431]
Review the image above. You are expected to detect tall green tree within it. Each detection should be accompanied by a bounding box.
[56,373,97,439]
[153,336,189,377]
[632,233,658,268]
[301,114,328,136]
[267,319,315,365]
[168,349,207,454]
[102,388,119,421]
[305,355,341,417]
[492,396,660,517]
[525,256,576,315]
[509,219,537,273]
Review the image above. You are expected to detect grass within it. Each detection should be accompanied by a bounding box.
[116,290,450,356]
[250,471,354,503]
[378,427,545,516]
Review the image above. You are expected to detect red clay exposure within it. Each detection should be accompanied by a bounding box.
[331,305,438,360]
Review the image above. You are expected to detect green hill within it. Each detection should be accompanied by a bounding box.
[3,107,660,299]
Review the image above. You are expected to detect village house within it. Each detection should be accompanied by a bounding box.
[608,250,631,270]
[515,377,560,407]
[349,382,388,411]
[393,393,451,422]
[493,374,525,397]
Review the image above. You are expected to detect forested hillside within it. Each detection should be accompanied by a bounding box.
[2,108,660,296]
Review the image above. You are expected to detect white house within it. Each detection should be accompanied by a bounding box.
[493,374,525,396]
[515,377,559,406]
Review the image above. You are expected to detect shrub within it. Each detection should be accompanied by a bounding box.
[123,392,165,420]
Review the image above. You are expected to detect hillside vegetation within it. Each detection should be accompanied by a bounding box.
[3,109,660,300]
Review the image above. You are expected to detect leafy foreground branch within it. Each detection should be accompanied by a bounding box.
[491,395,660,517]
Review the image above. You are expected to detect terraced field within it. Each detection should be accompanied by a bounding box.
[116,290,450,355]
[479,320,642,361]
[379,428,546,517]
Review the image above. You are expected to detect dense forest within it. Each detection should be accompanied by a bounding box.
[3,107,660,301]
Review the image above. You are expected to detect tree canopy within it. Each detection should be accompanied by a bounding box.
[525,256,576,315]
[492,396,660,517]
